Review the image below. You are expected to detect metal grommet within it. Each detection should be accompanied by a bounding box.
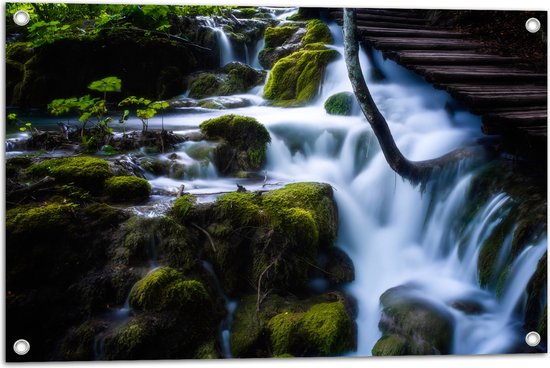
[525,17,541,33]
[525,331,541,347]
[13,339,30,355]
[13,10,30,26]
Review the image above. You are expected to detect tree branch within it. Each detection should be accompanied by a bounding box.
[343,8,482,184]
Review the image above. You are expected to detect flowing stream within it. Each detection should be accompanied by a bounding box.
[7,16,546,357]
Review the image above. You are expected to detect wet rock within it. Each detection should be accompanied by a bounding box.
[374,285,455,355]
[188,62,266,99]
[104,176,151,203]
[198,96,253,109]
[324,92,355,116]
[263,44,339,107]
[199,114,271,175]
[185,182,339,296]
[169,98,198,108]
[450,299,485,315]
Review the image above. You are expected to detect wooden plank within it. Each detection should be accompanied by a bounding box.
[353,13,430,25]
[389,51,522,65]
[441,83,546,92]
[359,27,465,38]
[469,105,547,115]
[353,9,427,19]
[462,94,547,107]
[410,65,547,84]
[366,37,483,50]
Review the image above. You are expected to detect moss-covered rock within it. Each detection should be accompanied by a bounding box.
[299,301,354,355]
[171,194,197,222]
[324,92,355,116]
[264,26,299,48]
[377,285,454,355]
[262,182,338,248]
[268,311,304,355]
[263,46,339,107]
[188,73,223,99]
[27,156,113,193]
[188,63,266,99]
[302,19,332,45]
[129,267,209,313]
[57,321,104,360]
[200,114,271,174]
[6,203,74,235]
[104,176,151,203]
[372,334,408,356]
[121,216,197,270]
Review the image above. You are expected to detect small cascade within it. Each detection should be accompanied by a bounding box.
[202,17,235,67]
[202,261,237,358]
[250,38,265,69]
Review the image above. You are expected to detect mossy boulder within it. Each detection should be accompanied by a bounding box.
[171,194,197,222]
[267,301,354,356]
[120,216,197,271]
[324,92,355,116]
[27,156,113,193]
[263,46,339,107]
[200,114,271,174]
[376,285,454,355]
[262,182,338,248]
[264,26,299,48]
[186,182,339,297]
[372,334,408,356]
[188,73,223,99]
[129,267,209,313]
[104,176,151,203]
[188,63,266,99]
[302,19,332,45]
[6,203,75,235]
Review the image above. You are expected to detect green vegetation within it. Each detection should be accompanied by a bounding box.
[189,74,222,99]
[264,26,299,48]
[171,194,197,221]
[104,176,151,203]
[200,114,271,172]
[263,47,339,107]
[268,312,304,355]
[6,203,75,235]
[377,286,454,354]
[324,92,355,116]
[302,19,332,45]
[372,334,407,356]
[27,156,113,192]
[129,267,209,312]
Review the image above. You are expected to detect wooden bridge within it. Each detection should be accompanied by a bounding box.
[330,9,547,154]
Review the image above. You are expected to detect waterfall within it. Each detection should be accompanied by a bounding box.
[202,17,235,67]
[251,38,265,69]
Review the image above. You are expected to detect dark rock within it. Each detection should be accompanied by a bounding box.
[374,285,455,355]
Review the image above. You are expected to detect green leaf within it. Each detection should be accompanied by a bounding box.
[88,76,122,93]
[19,127,27,132]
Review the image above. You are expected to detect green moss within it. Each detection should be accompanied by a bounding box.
[27,156,113,192]
[112,322,146,353]
[217,191,262,226]
[59,184,92,203]
[129,267,209,313]
[200,114,270,151]
[6,42,33,63]
[230,294,288,357]
[263,48,338,107]
[268,311,304,356]
[200,114,271,170]
[372,334,407,356]
[189,73,222,99]
[274,353,295,358]
[264,26,299,48]
[324,92,354,116]
[302,19,332,45]
[194,341,220,359]
[298,302,353,356]
[58,322,99,360]
[104,176,151,203]
[6,203,75,235]
[379,286,454,354]
[263,183,337,248]
[172,194,197,221]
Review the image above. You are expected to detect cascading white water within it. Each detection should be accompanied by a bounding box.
[16,15,545,357]
[202,17,235,66]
